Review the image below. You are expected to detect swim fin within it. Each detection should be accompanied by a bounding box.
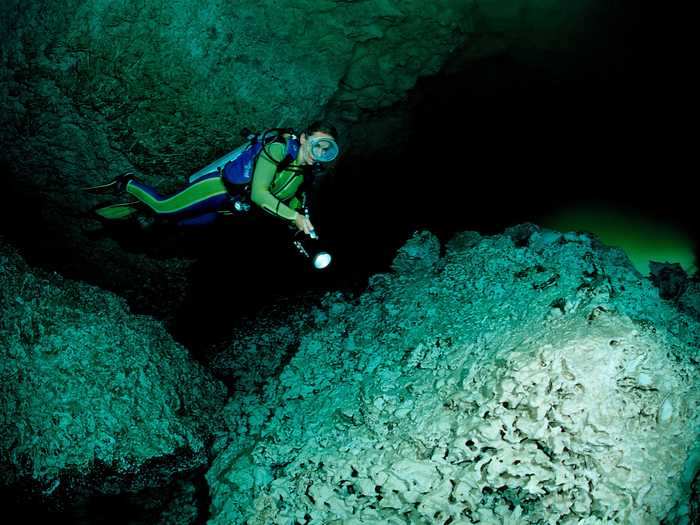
[93,201,142,220]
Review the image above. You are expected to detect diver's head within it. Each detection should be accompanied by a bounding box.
[298,120,339,166]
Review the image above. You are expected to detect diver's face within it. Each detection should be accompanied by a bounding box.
[299,131,336,166]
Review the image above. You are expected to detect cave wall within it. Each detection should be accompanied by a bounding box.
[0,0,600,315]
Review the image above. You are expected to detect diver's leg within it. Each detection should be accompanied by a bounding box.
[176,212,220,226]
[125,172,230,222]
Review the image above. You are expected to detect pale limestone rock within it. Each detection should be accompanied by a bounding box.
[207,227,700,523]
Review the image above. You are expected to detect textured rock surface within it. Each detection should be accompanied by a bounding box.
[206,227,700,524]
[0,0,590,176]
[207,299,318,393]
[0,0,596,312]
[0,239,227,496]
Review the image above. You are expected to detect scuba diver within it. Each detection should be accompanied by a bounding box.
[86,121,339,240]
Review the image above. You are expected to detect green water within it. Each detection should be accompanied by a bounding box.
[541,206,697,276]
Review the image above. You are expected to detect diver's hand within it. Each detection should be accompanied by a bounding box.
[294,212,316,237]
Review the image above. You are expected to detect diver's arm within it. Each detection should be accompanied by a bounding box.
[251,142,298,221]
[294,213,314,235]
[289,193,314,235]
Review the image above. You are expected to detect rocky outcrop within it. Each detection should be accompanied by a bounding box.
[206,227,700,523]
[0,239,227,497]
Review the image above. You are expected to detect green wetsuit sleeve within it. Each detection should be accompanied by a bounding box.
[251,142,298,221]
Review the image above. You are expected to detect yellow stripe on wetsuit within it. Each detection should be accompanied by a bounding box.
[126,176,228,214]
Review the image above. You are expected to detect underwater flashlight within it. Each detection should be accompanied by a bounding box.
[292,236,332,270]
[312,251,332,270]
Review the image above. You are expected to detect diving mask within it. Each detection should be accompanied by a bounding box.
[307,136,339,163]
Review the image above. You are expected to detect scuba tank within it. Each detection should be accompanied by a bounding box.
[188,129,300,186]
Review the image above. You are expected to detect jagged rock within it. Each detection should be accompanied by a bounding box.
[650,261,689,300]
[207,298,320,392]
[503,222,541,247]
[679,280,700,322]
[390,230,441,274]
[206,226,700,524]
[0,240,227,496]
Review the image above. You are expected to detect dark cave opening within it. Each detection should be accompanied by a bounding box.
[319,50,698,271]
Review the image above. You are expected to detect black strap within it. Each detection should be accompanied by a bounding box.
[258,128,296,169]
[275,152,295,174]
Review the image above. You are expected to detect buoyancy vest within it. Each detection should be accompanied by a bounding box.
[188,129,301,191]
